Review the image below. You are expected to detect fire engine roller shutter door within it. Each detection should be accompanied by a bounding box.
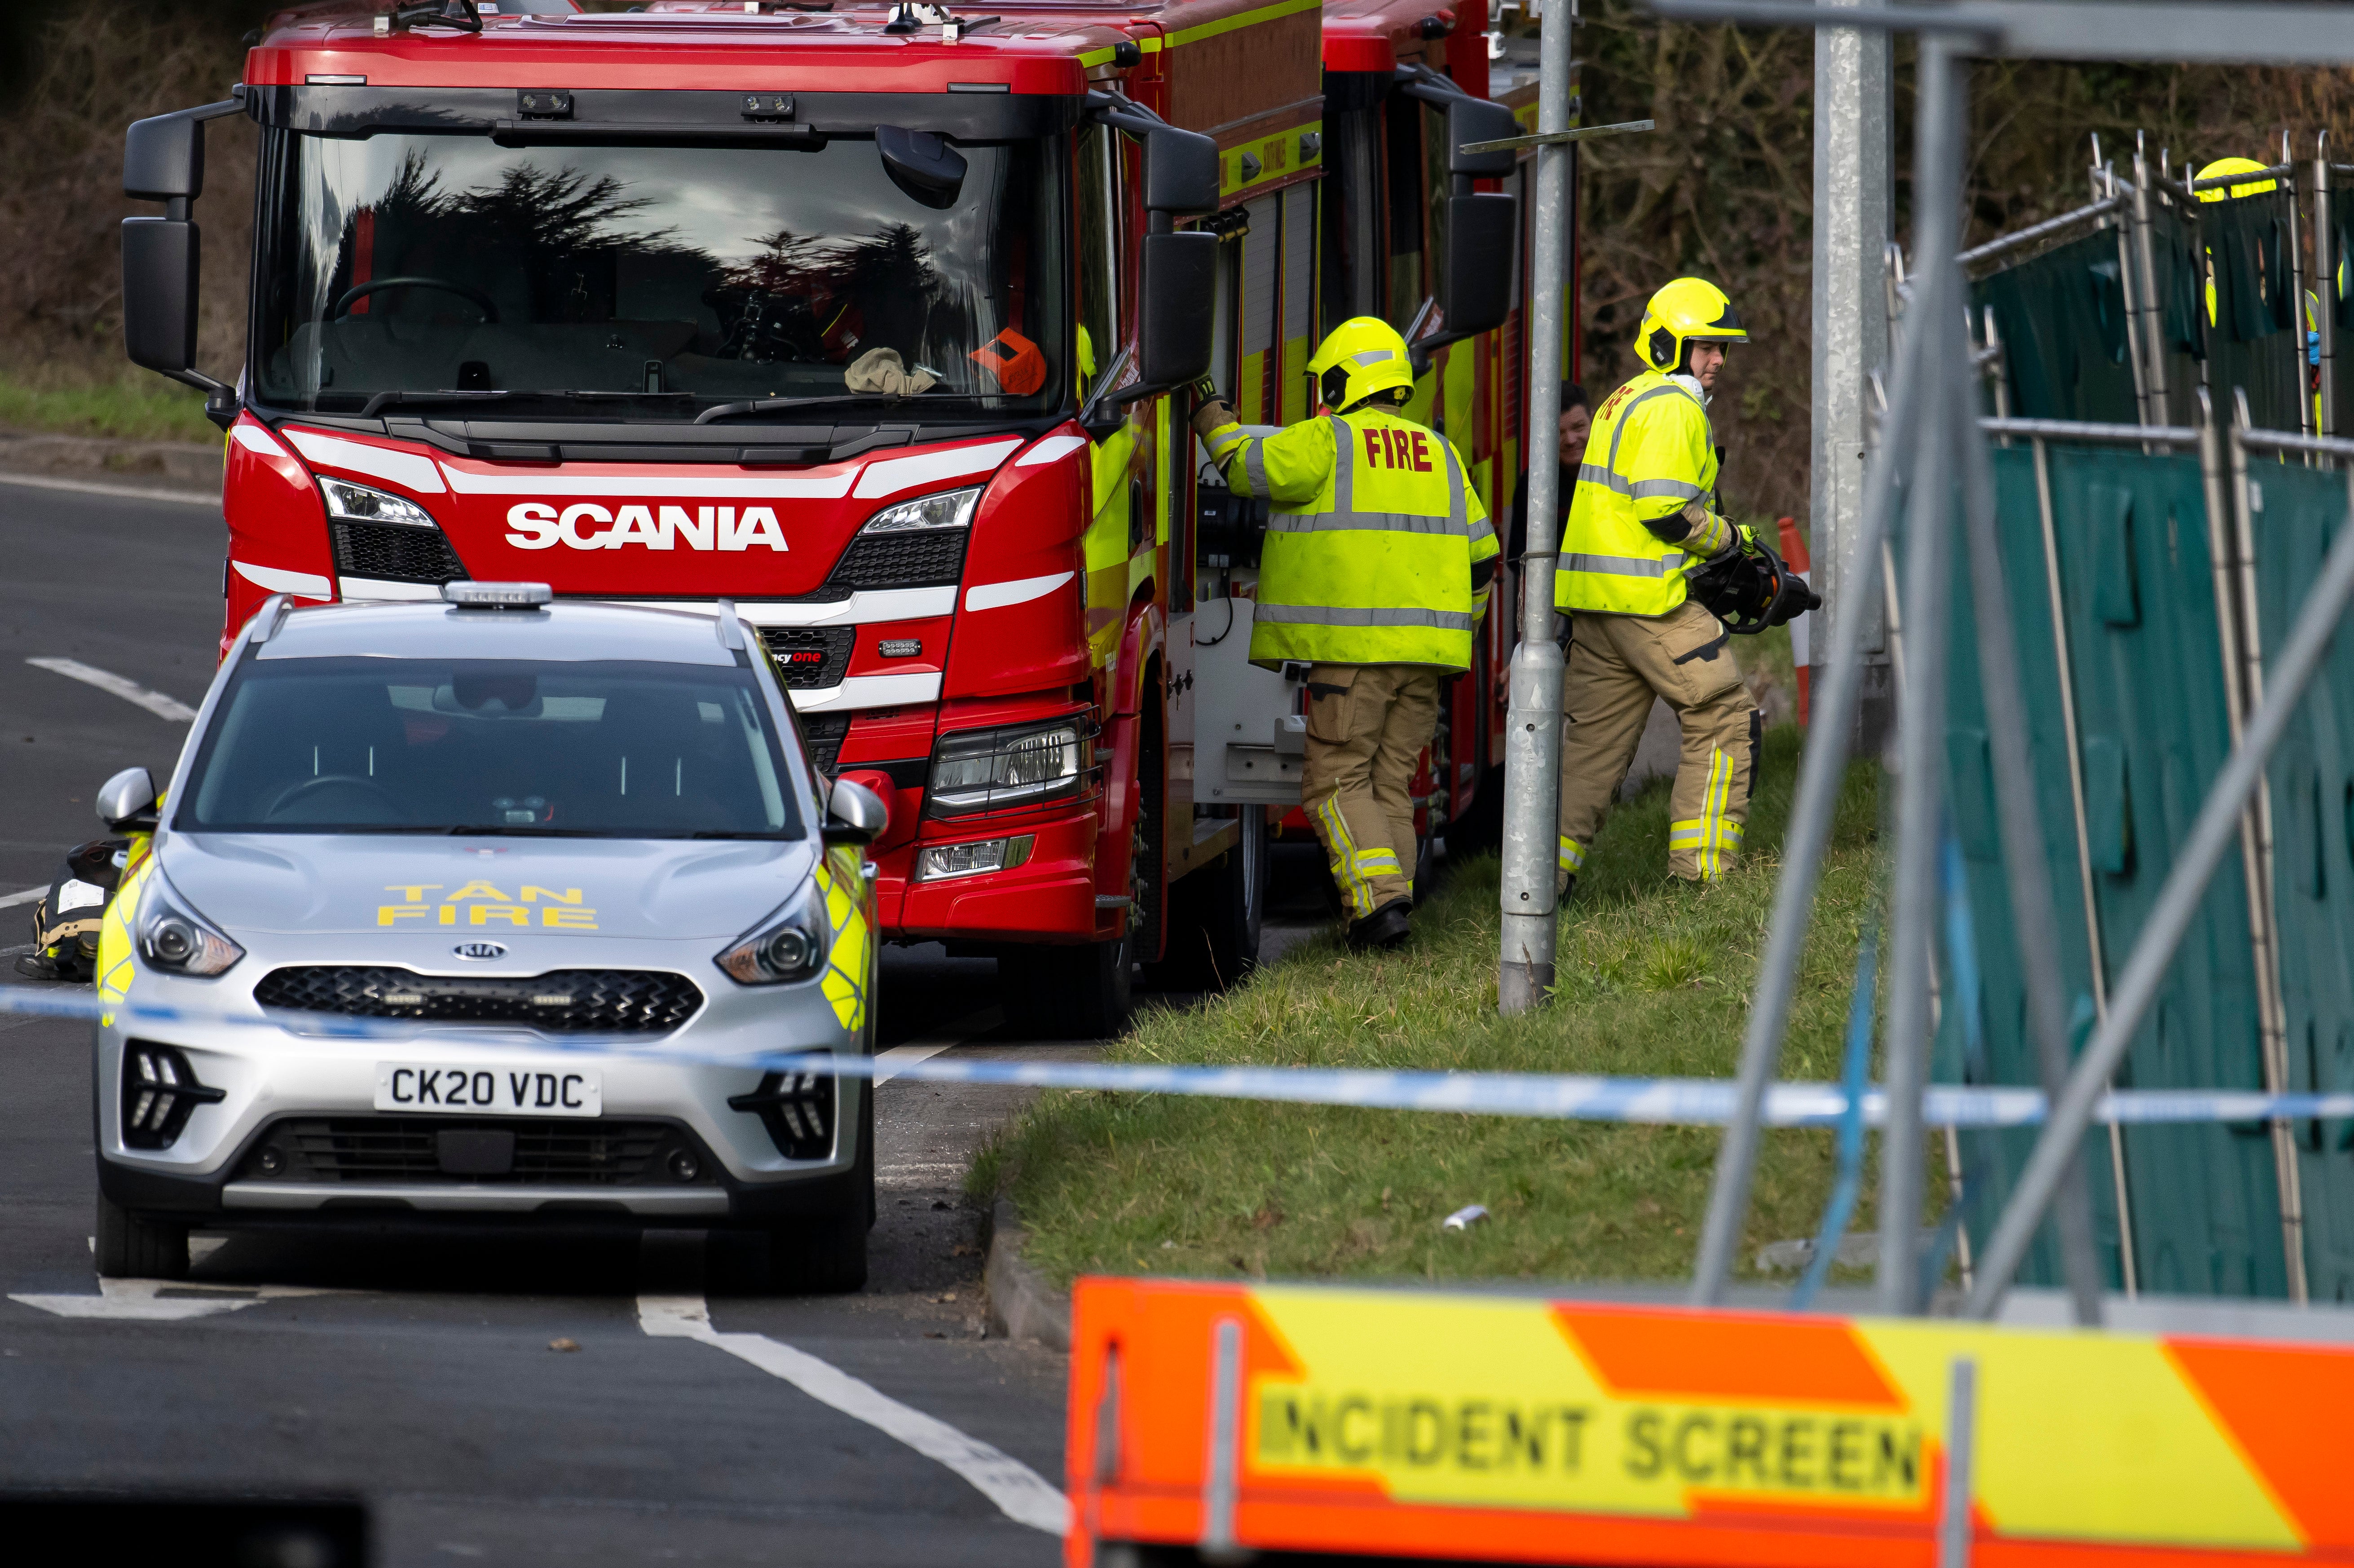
[1938,442,2292,1298]
[1239,195,1279,425]
[2248,459,2354,1299]
[1969,227,2140,425]
[1280,185,1315,424]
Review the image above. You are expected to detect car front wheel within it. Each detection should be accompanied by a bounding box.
[95,1190,189,1281]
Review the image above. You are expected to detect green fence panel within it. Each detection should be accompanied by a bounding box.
[1937,442,2127,1291]
[2150,203,2209,428]
[2248,459,2354,1301]
[2326,172,2354,436]
[1939,442,2290,1298]
[2202,189,2307,436]
[1971,229,2141,425]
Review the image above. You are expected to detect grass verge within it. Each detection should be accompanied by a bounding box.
[971,723,1885,1289]
[0,372,217,445]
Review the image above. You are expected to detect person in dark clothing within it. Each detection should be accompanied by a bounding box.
[1507,381,1590,566]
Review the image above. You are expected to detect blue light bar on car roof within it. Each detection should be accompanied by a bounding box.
[443,581,554,609]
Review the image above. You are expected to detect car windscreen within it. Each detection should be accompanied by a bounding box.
[181,657,802,838]
[251,131,1066,419]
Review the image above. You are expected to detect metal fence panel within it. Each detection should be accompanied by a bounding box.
[2202,189,2307,436]
[1938,440,2125,1289]
[1941,442,2290,1298]
[2248,458,2354,1299]
[1972,229,2142,424]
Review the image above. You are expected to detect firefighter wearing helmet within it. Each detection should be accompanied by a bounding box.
[1193,317,1499,951]
[1552,277,1815,891]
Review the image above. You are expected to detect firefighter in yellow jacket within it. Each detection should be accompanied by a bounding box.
[1555,278,1767,889]
[1194,317,1499,951]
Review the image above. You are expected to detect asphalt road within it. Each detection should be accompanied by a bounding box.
[0,476,1301,1565]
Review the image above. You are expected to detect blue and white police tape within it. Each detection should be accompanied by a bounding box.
[6,983,2350,1129]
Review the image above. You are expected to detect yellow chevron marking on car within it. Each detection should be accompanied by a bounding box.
[94,855,154,1020]
[816,851,872,1032]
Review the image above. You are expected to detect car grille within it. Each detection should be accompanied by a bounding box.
[236,1116,716,1185]
[828,529,966,590]
[760,625,856,689]
[330,520,468,584]
[253,967,702,1034]
[798,712,851,775]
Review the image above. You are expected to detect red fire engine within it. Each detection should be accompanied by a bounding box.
[120,0,1569,1036]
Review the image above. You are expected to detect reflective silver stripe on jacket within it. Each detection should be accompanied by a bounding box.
[1630,477,1707,500]
[1267,511,1478,535]
[1254,603,1477,631]
[1242,441,1272,500]
[1329,414,1354,514]
[1562,551,1680,578]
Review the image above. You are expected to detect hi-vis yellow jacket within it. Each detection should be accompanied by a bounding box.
[1203,408,1497,671]
[1555,370,1728,617]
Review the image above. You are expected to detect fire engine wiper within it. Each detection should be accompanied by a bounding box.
[358,390,519,419]
[694,393,935,426]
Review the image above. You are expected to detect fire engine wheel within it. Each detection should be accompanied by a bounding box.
[1146,807,1267,992]
[997,932,1134,1040]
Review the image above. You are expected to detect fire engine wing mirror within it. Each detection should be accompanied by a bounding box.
[876,125,967,210]
[1431,192,1517,344]
[1448,98,1519,179]
[1131,230,1219,394]
[824,778,889,847]
[1143,127,1220,216]
[121,99,244,405]
[97,766,160,834]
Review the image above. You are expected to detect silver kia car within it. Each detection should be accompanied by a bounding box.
[88,583,886,1289]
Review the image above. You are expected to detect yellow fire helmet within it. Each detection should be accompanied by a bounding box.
[2196,155,2277,203]
[1638,277,1749,373]
[1308,316,1416,411]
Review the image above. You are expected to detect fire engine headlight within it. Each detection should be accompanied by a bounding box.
[927,718,1086,816]
[714,881,830,986]
[320,476,439,529]
[859,485,981,533]
[137,876,245,977]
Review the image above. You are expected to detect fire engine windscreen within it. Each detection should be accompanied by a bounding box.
[253,133,1064,415]
[180,657,804,837]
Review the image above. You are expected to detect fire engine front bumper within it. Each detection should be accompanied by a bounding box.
[884,814,1106,943]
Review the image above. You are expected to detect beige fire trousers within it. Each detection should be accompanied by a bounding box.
[1300,663,1443,920]
[1556,599,1761,886]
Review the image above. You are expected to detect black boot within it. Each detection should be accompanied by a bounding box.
[1346,898,1412,953]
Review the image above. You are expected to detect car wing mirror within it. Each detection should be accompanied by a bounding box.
[824,777,889,847]
[98,766,160,834]
[876,125,967,210]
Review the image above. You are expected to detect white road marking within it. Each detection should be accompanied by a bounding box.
[873,1005,1001,1085]
[0,471,217,507]
[10,1277,339,1321]
[638,1293,1066,1534]
[25,657,198,722]
[0,887,43,910]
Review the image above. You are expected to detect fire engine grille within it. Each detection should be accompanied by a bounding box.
[253,966,703,1033]
[828,529,966,591]
[798,712,851,775]
[235,1117,713,1185]
[760,625,856,689]
[330,520,468,584]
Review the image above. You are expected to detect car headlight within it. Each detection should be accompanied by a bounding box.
[714,881,830,986]
[927,717,1087,817]
[136,875,245,977]
[320,476,438,529]
[859,485,980,533]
